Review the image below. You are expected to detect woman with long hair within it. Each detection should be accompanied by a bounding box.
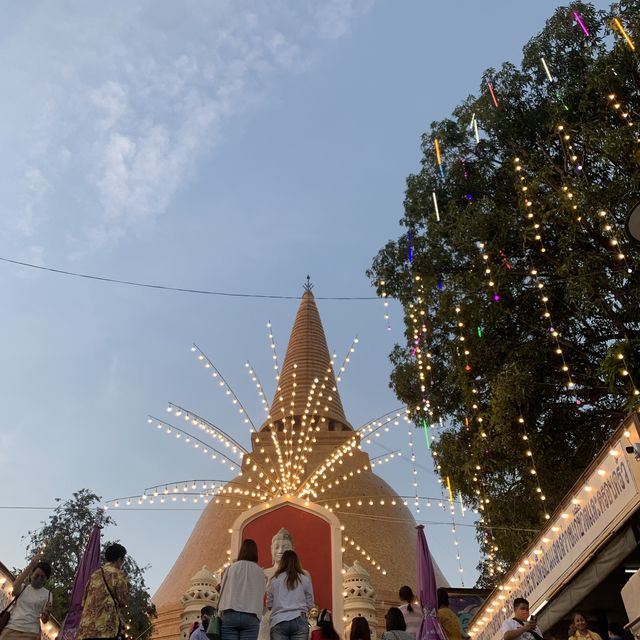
[381,607,415,640]
[349,617,371,640]
[310,609,339,640]
[219,539,267,640]
[266,550,314,640]
[398,586,421,638]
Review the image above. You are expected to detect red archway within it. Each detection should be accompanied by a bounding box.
[241,504,334,610]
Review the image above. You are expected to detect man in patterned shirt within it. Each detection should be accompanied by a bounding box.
[77,544,130,640]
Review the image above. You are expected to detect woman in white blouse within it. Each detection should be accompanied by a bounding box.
[219,540,267,640]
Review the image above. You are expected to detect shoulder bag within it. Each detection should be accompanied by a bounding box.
[206,573,227,640]
[0,586,25,633]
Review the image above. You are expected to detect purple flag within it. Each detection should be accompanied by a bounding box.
[416,525,448,640]
[60,525,102,640]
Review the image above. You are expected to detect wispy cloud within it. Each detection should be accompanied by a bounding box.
[0,0,373,259]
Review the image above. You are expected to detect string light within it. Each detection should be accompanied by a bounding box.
[407,426,420,512]
[516,416,549,520]
[192,344,257,431]
[245,361,271,414]
[606,93,637,132]
[148,416,239,471]
[513,157,575,391]
[166,402,247,457]
[267,322,281,381]
[341,532,387,574]
[378,280,392,330]
[335,336,359,383]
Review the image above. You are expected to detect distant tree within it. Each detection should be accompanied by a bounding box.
[368,0,640,586]
[23,489,156,639]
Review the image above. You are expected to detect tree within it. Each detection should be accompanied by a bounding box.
[368,0,640,587]
[23,489,156,639]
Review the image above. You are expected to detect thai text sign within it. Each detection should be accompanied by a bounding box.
[472,439,639,640]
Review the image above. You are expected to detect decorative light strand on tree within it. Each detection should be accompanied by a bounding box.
[612,17,635,51]
[466,244,552,526]
[516,415,550,520]
[407,425,421,512]
[378,280,392,330]
[606,93,638,132]
[513,157,575,391]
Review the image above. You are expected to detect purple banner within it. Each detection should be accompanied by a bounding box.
[60,525,101,640]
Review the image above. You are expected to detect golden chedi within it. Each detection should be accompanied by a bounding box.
[152,286,447,640]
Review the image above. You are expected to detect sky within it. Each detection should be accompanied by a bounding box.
[0,0,612,595]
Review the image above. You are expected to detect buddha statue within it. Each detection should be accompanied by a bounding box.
[258,529,295,640]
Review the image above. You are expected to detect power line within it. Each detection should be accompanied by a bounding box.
[0,504,538,531]
[0,256,379,301]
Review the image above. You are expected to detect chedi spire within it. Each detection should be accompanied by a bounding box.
[261,286,351,432]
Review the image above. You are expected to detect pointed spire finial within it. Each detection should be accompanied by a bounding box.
[304,275,314,293]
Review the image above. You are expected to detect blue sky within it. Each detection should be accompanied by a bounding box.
[0,0,611,592]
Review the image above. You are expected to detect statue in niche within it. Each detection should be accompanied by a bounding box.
[258,529,295,640]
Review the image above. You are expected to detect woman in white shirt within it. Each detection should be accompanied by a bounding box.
[1,558,52,640]
[266,551,314,640]
[219,540,266,640]
[398,586,421,638]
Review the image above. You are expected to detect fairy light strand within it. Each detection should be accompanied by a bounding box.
[245,361,271,414]
[191,344,258,431]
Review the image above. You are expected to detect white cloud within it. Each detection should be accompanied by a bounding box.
[0,0,374,256]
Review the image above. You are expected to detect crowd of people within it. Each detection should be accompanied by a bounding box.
[0,543,631,640]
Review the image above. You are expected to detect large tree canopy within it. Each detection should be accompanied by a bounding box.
[368,0,640,586]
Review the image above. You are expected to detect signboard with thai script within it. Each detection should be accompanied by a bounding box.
[470,425,640,640]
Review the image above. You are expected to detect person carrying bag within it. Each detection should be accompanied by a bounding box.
[0,559,53,640]
[77,543,130,640]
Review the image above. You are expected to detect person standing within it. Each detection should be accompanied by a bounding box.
[607,623,624,640]
[190,607,216,640]
[380,607,415,640]
[77,543,130,640]
[0,558,52,640]
[437,589,462,640]
[310,610,338,640]
[500,599,543,640]
[266,551,313,640]
[569,612,602,640]
[218,539,266,640]
[398,587,421,638]
[348,618,371,640]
